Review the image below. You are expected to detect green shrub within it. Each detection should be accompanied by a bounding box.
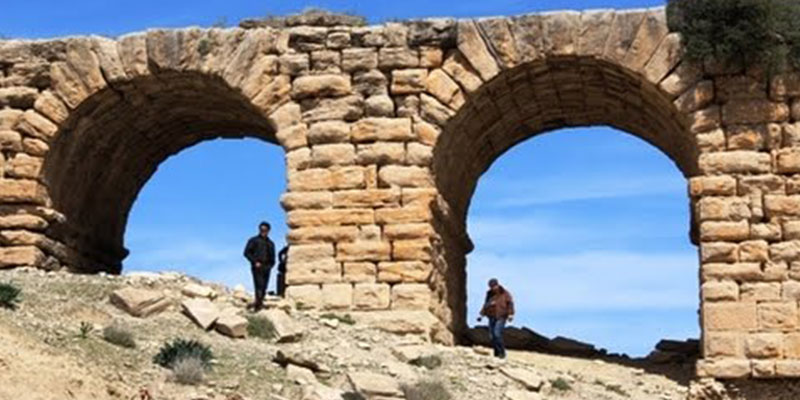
[320,312,356,325]
[551,377,572,392]
[153,338,213,370]
[78,321,94,339]
[172,357,206,385]
[246,315,277,340]
[401,380,452,400]
[0,282,21,310]
[667,0,800,72]
[409,355,443,370]
[103,324,136,349]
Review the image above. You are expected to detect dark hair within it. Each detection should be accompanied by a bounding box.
[259,222,271,230]
[488,278,499,286]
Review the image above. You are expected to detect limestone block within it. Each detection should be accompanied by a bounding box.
[279,53,310,75]
[644,33,682,83]
[500,367,544,391]
[311,50,341,73]
[457,20,499,81]
[288,167,366,191]
[704,332,744,358]
[783,281,800,301]
[308,120,350,144]
[690,106,721,133]
[739,240,769,262]
[602,9,647,63]
[700,242,738,263]
[292,74,351,99]
[375,205,432,224]
[414,119,440,146]
[702,263,762,281]
[353,283,391,310]
[356,143,405,165]
[392,239,432,261]
[344,262,377,283]
[110,287,171,318]
[0,180,46,204]
[703,301,757,331]
[699,151,771,175]
[337,241,392,262]
[391,69,427,94]
[777,149,800,174]
[441,50,482,93]
[302,95,364,122]
[378,166,432,188]
[701,281,739,302]
[181,298,220,330]
[321,283,353,310]
[378,261,432,283]
[723,100,789,125]
[286,259,342,285]
[260,309,304,342]
[378,47,419,69]
[751,222,782,242]
[16,110,58,141]
[741,283,781,302]
[311,144,356,167]
[420,93,455,126]
[6,154,43,179]
[275,123,308,151]
[700,221,750,242]
[332,189,401,208]
[287,226,359,244]
[342,48,378,72]
[766,196,800,218]
[287,209,374,227]
[784,333,800,358]
[0,215,48,231]
[391,283,431,310]
[347,372,402,398]
[288,243,335,263]
[181,283,216,299]
[286,284,322,309]
[776,361,800,377]
[0,130,22,152]
[738,175,784,195]
[758,302,798,330]
[351,117,413,142]
[33,91,68,124]
[420,47,444,68]
[746,333,783,359]
[697,359,751,378]
[0,87,37,109]
[364,95,395,117]
[383,224,435,240]
[215,314,248,338]
[697,197,751,221]
[622,9,668,70]
[280,191,333,210]
[674,81,714,113]
[22,138,48,156]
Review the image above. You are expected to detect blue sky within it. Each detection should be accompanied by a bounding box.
[2,0,697,356]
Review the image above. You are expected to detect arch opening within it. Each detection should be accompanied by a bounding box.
[465,127,699,358]
[42,72,277,273]
[431,56,699,341]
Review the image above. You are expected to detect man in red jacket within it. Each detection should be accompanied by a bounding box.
[478,278,515,359]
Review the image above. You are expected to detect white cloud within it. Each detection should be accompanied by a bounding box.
[474,173,686,208]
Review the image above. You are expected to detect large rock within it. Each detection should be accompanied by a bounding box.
[215,314,248,338]
[287,364,318,385]
[548,336,598,357]
[347,372,403,398]
[504,390,543,400]
[464,326,550,351]
[500,367,544,391]
[181,283,216,299]
[109,287,171,318]
[391,344,437,363]
[275,349,331,374]
[260,309,303,342]
[181,298,220,330]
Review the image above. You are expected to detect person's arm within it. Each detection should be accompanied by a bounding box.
[506,292,515,322]
[266,240,276,267]
[244,238,256,264]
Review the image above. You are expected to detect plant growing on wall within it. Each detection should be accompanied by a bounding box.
[666,0,800,72]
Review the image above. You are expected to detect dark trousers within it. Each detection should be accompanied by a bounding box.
[276,269,286,297]
[251,266,272,308]
[488,317,507,358]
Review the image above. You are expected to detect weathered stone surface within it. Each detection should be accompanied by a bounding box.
[500,367,544,391]
[391,283,430,310]
[391,69,427,94]
[308,120,350,144]
[351,117,413,142]
[292,74,351,99]
[110,288,171,318]
[181,298,220,329]
[181,283,216,299]
[353,283,391,310]
[0,246,44,269]
[285,285,322,309]
[215,314,248,338]
[261,309,304,342]
[347,372,402,397]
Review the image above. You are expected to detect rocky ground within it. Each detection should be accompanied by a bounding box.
[0,267,697,400]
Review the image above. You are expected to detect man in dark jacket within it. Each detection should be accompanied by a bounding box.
[276,245,288,297]
[478,278,515,359]
[244,221,275,311]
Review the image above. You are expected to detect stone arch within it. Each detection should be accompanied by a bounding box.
[422,10,705,340]
[28,30,297,273]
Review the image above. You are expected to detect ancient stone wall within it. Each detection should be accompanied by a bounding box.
[2,6,800,380]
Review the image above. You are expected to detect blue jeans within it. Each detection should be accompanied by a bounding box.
[488,317,507,358]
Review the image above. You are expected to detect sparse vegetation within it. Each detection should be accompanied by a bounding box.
[604,383,629,396]
[667,0,800,72]
[153,338,214,370]
[78,321,93,339]
[197,38,211,56]
[409,355,443,370]
[341,393,366,400]
[246,315,277,340]
[102,324,136,349]
[320,312,356,325]
[0,282,21,310]
[551,377,573,392]
[172,357,206,385]
[401,380,452,400]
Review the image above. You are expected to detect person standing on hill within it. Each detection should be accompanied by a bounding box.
[478,278,515,359]
[243,221,275,311]
[277,245,288,297]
